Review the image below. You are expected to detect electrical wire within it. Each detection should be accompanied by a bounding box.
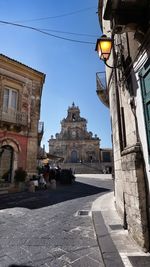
[38,28,98,38]
[0,20,95,44]
[14,6,96,23]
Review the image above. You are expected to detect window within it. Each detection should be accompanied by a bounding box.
[102,152,111,162]
[3,88,18,112]
[72,113,76,121]
[71,130,76,138]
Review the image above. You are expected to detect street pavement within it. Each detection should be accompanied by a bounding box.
[0,174,149,267]
[0,174,112,267]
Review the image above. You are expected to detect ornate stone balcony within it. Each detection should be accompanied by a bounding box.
[96,72,109,108]
[0,109,28,127]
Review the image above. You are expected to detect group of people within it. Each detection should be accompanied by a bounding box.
[38,164,61,189]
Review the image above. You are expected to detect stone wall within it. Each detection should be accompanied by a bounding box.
[121,147,149,250]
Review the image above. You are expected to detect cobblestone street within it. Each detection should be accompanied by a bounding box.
[0,176,112,267]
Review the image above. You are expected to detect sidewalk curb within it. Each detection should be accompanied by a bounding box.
[92,192,125,266]
[92,210,125,267]
[91,191,150,267]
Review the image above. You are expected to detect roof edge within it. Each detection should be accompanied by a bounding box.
[0,53,46,83]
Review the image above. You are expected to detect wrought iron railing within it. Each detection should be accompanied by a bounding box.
[96,72,106,90]
[38,121,44,134]
[96,72,109,107]
[0,109,28,126]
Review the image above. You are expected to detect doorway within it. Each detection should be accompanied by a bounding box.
[71,150,77,163]
[0,145,14,183]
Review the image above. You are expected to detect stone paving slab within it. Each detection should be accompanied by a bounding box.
[128,256,150,267]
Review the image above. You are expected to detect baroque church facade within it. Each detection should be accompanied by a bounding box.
[48,103,100,164]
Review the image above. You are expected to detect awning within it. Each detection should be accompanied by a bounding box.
[41,158,50,165]
[41,154,64,164]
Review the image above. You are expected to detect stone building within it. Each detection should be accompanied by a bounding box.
[96,0,150,250]
[49,103,100,163]
[48,103,112,173]
[0,54,45,187]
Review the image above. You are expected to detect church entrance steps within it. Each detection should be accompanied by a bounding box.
[59,162,105,174]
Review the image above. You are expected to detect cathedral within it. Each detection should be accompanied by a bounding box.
[48,103,112,173]
[48,103,100,163]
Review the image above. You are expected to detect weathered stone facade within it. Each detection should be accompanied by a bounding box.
[0,54,45,185]
[97,0,150,250]
[49,103,100,165]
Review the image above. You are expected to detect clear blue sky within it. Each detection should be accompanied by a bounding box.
[0,0,112,151]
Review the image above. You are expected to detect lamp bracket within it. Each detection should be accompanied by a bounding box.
[104,59,121,69]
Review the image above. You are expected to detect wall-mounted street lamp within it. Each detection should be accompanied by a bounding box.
[95,34,120,69]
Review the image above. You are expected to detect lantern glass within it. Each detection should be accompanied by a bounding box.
[97,43,102,58]
[99,39,112,60]
[95,35,112,61]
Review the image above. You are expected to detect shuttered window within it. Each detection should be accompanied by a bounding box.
[3,88,18,112]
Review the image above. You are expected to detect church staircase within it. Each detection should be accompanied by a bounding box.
[59,162,104,174]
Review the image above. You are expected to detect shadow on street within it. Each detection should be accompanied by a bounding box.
[9,265,33,267]
[0,181,110,210]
